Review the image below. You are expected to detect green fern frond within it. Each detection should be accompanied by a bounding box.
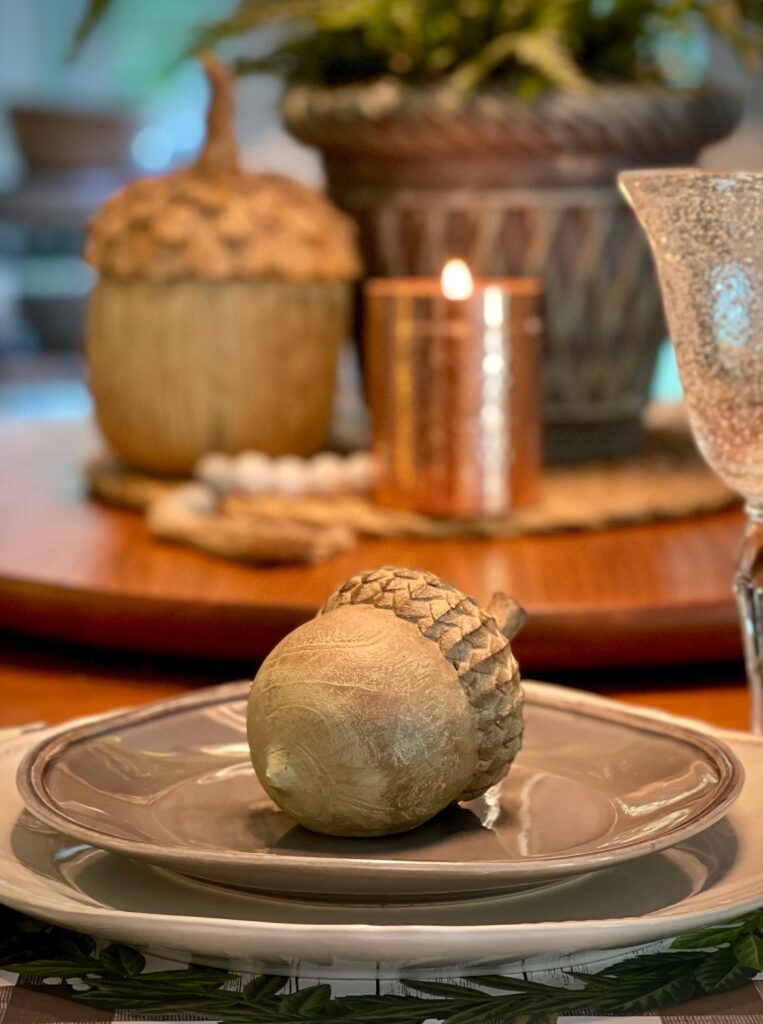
[67,0,112,60]
[512,29,590,90]
[450,28,585,91]
[70,0,763,93]
[187,0,343,52]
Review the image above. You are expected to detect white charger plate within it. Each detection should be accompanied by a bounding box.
[2,691,763,978]
[16,681,743,900]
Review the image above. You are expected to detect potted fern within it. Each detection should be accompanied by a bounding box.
[75,0,761,460]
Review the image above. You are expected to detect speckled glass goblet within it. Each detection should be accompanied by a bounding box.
[620,169,763,733]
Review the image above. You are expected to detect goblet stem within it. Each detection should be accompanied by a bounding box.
[734,506,763,734]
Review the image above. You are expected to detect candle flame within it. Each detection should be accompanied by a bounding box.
[441,258,474,301]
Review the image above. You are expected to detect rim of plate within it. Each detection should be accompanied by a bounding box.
[15,681,745,882]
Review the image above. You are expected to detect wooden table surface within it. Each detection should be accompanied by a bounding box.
[0,628,751,732]
[0,417,746,671]
[0,413,752,736]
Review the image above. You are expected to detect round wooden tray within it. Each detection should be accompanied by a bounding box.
[0,417,743,670]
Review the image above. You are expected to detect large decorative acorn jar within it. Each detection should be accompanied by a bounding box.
[84,55,361,475]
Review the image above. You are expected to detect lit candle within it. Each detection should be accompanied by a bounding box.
[440,258,474,301]
[365,262,543,518]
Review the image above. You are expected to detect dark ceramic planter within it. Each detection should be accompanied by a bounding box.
[285,82,742,462]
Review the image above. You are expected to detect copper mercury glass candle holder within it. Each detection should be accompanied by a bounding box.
[365,262,542,519]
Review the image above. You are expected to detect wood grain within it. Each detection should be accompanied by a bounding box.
[0,417,745,670]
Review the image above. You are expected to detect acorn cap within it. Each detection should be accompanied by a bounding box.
[320,565,524,800]
[85,54,361,284]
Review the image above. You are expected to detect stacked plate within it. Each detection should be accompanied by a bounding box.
[2,680,760,979]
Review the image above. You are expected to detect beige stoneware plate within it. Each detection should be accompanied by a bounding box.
[16,681,743,901]
[4,710,763,976]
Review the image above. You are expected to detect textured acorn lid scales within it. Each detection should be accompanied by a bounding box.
[85,55,361,283]
[321,566,524,800]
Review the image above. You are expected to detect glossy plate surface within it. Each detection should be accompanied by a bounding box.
[17,682,743,900]
[1,721,762,977]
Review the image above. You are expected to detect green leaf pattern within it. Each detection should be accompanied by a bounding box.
[98,943,147,978]
[0,906,762,1022]
[735,931,763,970]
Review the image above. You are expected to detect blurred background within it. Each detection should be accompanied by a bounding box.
[0,0,322,422]
[0,0,762,421]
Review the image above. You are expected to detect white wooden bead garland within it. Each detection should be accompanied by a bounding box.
[195,450,376,498]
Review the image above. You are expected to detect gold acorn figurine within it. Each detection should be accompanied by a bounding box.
[247,566,525,837]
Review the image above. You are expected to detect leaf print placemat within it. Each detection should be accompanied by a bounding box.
[1,905,763,1023]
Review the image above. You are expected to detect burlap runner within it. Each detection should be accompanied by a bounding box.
[87,405,738,565]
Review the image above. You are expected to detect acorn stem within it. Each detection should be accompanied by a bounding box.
[265,748,294,794]
[487,592,527,640]
[194,51,239,175]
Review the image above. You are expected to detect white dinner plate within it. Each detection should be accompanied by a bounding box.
[2,690,762,978]
[16,681,743,900]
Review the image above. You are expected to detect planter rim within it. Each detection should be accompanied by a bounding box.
[284,80,742,161]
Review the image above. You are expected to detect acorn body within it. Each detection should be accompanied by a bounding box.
[247,566,524,837]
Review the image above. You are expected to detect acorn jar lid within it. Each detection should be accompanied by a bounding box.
[85,54,361,283]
